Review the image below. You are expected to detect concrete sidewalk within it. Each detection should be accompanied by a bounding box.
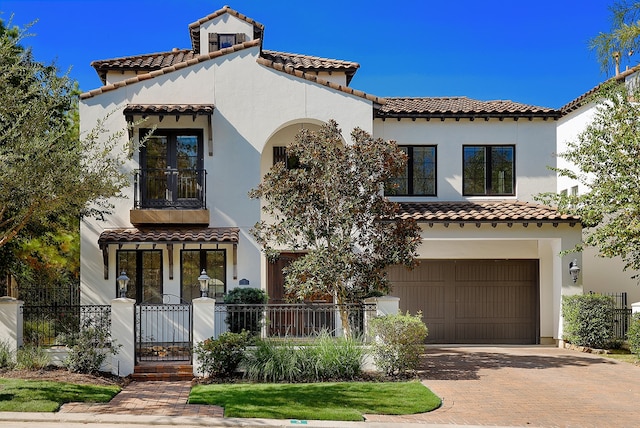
[2,346,639,427]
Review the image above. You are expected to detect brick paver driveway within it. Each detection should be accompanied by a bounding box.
[365,346,640,427]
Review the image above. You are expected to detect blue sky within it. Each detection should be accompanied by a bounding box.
[1,0,616,109]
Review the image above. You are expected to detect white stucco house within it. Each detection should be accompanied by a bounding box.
[79,5,583,346]
[557,67,640,307]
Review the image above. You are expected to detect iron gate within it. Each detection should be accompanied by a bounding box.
[135,295,192,363]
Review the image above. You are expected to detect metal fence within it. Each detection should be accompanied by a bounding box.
[214,302,376,339]
[589,291,632,340]
[136,303,192,362]
[21,304,111,347]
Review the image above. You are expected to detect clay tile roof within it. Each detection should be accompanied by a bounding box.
[98,227,239,248]
[188,5,265,54]
[376,97,560,120]
[396,201,580,225]
[91,49,198,85]
[123,104,214,116]
[261,50,360,85]
[559,65,640,115]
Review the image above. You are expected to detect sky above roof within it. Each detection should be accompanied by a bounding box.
[1,0,616,109]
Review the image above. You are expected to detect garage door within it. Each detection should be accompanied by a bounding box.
[388,260,539,344]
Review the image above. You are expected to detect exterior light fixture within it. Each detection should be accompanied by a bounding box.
[569,259,581,283]
[198,269,210,298]
[117,271,130,298]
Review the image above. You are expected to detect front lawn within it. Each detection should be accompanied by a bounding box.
[0,378,120,412]
[189,381,441,421]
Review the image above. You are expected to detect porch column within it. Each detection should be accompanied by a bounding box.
[110,297,136,377]
[372,295,400,316]
[0,297,23,352]
[192,297,216,377]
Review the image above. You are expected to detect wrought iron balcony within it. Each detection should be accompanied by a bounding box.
[134,168,207,209]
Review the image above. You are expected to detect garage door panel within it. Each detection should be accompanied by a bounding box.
[389,259,539,344]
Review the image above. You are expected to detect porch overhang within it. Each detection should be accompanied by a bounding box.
[98,227,239,280]
[395,201,581,228]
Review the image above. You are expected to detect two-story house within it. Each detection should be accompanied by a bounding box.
[79,5,582,346]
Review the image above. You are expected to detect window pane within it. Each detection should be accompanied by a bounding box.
[181,251,201,303]
[463,146,486,195]
[412,146,436,195]
[144,136,168,201]
[117,251,137,300]
[142,251,162,303]
[490,146,514,194]
[206,251,226,298]
[385,147,408,195]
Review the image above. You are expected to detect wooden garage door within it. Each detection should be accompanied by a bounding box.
[388,260,539,344]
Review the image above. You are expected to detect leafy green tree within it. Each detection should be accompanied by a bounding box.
[249,120,421,337]
[0,19,129,250]
[590,1,640,74]
[537,80,640,276]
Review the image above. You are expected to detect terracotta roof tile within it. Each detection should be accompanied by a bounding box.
[98,227,239,248]
[123,104,214,116]
[188,5,265,54]
[396,201,580,225]
[91,49,198,84]
[559,65,640,115]
[376,97,559,120]
[261,50,359,84]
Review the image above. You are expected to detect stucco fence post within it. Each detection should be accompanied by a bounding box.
[0,297,23,354]
[632,302,640,314]
[110,297,136,377]
[363,296,399,341]
[192,297,216,377]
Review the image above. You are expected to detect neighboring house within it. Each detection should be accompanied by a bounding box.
[79,5,582,346]
[557,68,640,306]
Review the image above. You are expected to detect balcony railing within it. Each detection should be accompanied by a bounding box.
[134,168,207,209]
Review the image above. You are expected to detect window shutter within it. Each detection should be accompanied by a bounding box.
[236,33,246,43]
[208,33,219,52]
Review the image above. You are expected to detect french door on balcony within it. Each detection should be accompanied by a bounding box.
[140,129,204,208]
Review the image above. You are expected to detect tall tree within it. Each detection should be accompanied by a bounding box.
[250,121,421,337]
[591,1,640,74]
[0,19,129,250]
[537,80,640,277]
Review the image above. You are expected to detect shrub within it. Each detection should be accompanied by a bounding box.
[194,331,250,378]
[61,316,119,374]
[16,345,50,370]
[627,313,640,356]
[369,311,428,377]
[0,340,15,369]
[224,288,268,335]
[562,294,614,348]
[243,331,364,383]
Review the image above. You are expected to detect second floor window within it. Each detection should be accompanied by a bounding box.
[385,146,436,196]
[463,145,515,196]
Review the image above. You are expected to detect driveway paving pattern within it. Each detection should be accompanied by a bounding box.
[56,346,640,427]
[366,346,640,427]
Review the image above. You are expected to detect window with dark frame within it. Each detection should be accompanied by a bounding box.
[462,145,515,196]
[218,34,236,49]
[385,145,437,196]
[273,146,300,169]
[116,250,163,304]
[181,249,226,303]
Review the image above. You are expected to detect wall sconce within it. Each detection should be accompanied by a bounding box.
[117,271,130,298]
[569,259,581,283]
[198,269,210,298]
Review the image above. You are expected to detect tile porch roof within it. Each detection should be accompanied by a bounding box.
[396,201,579,226]
[376,97,560,120]
[123,104,214,117]
[98,227,239,249]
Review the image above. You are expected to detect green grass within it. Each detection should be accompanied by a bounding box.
[601,349,640,365]
[0,378,120,412]
[189,381,441,421]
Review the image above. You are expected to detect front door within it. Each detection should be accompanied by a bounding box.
[140,129,203,208]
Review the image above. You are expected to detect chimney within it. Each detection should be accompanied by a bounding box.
[614,51,621,76]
